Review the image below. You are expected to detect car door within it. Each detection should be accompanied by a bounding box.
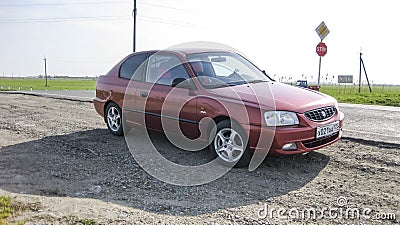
[135,53,200,139]
[120,52,151,128]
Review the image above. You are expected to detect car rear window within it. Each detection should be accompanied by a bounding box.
[119,53,149,80]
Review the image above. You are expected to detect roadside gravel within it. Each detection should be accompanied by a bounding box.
[0,93,398,224]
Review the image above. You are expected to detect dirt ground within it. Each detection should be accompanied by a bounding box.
[0,93,398,225]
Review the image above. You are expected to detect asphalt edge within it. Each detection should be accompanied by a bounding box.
[0,91,93,103]
[341,136,400,149]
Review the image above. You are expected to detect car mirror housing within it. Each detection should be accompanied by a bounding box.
[210,57,226,62]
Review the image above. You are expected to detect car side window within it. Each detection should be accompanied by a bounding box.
[146,54,190,86]
[119,53,149,81]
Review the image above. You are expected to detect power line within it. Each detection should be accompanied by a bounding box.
[138,1,211,15]
[0,16,131,23]
[138,2,185,11]
[0,15,197,26]
[51,59,116,63]
[0,2,200,27]
[139,15,196,27]
[0,1,131,7]
[138,17,196,28]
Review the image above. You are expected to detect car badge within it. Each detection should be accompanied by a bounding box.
[321,111,326,118]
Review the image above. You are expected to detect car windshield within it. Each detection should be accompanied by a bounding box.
[186,52,270,89]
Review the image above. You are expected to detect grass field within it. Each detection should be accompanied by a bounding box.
[320,84,400,107]
[0,78,399,107]
[0,78,96,91]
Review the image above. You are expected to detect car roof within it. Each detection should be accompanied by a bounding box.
[169,48,234,55]
[129,48,234,56]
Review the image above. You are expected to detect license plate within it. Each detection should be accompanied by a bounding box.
[316,121,340,139]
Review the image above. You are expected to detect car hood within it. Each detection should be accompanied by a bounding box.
[207,82,337,113]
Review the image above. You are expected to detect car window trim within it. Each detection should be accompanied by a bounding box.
[118,53,151,81]
[144,53,193,85]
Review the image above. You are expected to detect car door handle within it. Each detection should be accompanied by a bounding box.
[140,92,148,97]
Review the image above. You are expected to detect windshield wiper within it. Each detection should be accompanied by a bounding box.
[205,83,230,89]
[247,80,268,84]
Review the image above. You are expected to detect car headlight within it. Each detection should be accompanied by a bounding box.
[264,111,299,126]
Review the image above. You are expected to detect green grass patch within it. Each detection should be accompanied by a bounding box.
[320,85,400,107]
[0,196,40,225]
[0,78,96,91]
[0,196,25,225]
[0,196,13,225]
[79,218,96,225]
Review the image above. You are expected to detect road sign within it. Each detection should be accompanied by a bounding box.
[316,42,327,57]
[316,21,330,41]
[338,75,353,83]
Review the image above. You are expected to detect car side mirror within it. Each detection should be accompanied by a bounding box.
[262,70,275,81]
[172,78,196,90]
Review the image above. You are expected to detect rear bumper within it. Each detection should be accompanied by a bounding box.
[93,97,106,118]
[248,111,344,155]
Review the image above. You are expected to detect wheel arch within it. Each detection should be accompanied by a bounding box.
[207,115,243,134]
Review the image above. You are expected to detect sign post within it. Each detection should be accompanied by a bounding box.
[315,21,330,88]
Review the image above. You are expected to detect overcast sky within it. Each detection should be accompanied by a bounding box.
[1,0,399,84]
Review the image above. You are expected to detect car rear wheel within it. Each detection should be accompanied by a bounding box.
[209,120,251,168]
[105,102,123,136]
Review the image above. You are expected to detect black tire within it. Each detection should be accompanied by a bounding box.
[105,102,124,136]
[209,120,252,168]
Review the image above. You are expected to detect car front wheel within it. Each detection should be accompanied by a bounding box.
[209,120,251,168]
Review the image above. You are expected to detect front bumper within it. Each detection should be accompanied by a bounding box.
[248,111,344,155]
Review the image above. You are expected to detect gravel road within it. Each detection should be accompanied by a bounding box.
[0,93,399,224]
[6,90,400,145]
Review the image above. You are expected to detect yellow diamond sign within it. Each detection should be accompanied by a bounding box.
[316,21,330,41]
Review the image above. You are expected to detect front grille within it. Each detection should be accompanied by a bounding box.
[302,133,339,148]
[304,106,336,122]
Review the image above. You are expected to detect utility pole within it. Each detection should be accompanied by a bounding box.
[358,53,361,93]
[358,52,372,93]
[133,0,137,52]
[43,57,48,87]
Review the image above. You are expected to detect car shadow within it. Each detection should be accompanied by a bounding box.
[0,128,330,216]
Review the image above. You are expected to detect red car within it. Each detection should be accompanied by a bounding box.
[94,49,344,167]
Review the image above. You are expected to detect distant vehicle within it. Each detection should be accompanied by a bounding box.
[296,80,320,91]
[94,49,343,167]
[296,80,309,88]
